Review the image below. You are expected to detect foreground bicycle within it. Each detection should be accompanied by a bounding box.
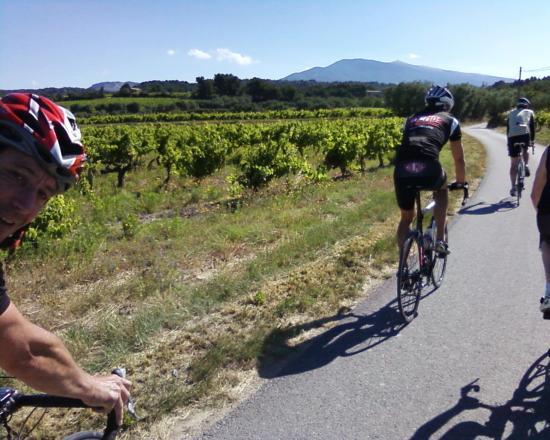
[397,182,469,322]
[0,369,134,440]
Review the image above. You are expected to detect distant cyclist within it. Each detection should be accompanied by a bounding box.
[0,93,131,425]
[393,85,466,254]
[507,97,535,196]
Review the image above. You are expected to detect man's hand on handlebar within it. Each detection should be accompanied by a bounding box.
[448,181,469,191]
[81,373,132,426]
[448,181,469,205]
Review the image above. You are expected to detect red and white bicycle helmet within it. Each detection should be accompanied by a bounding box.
[0,93,86,192]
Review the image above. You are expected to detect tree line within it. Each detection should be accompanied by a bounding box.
[384,77,550,121]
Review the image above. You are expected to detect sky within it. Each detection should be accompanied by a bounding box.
[1,0,550,89]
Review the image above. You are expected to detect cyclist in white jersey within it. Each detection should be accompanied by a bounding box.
[507,97,535,196]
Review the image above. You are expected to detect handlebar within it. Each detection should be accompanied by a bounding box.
[0,368,128,440]
[448,182,469,206]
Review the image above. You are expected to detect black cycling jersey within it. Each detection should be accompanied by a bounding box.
[395,109,462,162]
[538,147,550,214]
[0,263,10,315]
[537,147,550,243]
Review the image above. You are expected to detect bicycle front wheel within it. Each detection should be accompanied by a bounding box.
[63,432,103,440]
[431,223,448,288]
[397,233,422,322]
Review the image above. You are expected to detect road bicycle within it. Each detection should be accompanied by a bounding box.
[512,141,534,205]
[397,182,469,322]
[0,369,135,440]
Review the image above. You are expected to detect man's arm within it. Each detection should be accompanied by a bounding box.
[531,148,547,209]
[530,112,536,142]
[450,139,466,183]
[0,302,131,425]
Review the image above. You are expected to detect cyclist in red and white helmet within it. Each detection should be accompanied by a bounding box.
[0,93,131,426]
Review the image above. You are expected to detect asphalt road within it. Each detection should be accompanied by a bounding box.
[197,127,550,440]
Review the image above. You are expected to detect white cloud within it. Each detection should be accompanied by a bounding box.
[408,53,420,60]
[188,49,212,60]
[215,48,254,65]
[31,80,39,87]
[167,49,177,56]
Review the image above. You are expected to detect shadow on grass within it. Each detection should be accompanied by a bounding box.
[459,199,516,215]
[257,297,407,379]
[410,350,550,439]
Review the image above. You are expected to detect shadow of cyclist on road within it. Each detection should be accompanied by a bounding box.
[410,351,550,439]
[459,199,516,216]
[257,297,406,379]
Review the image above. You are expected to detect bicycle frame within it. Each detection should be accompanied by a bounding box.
[413,191,436,235]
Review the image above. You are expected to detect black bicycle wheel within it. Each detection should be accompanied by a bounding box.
[397,233,422,322]
[431,221,448,288]
[63,432,103,440]
[516,160,524,204]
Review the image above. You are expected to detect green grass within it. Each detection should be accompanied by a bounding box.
[536,126,550,146]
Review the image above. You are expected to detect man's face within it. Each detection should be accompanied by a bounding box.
[0,147,57,242]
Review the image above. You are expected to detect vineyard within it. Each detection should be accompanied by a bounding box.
[538,110,550,129]
[78,107,392,125]
[82,116,403,190]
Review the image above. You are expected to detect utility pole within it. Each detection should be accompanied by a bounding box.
[518,66,522,98]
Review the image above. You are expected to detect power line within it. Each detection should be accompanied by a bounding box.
[524,66,550,73]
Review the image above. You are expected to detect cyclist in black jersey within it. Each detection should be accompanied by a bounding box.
[531,146,550,312]
[394,85,466,254]
[507,97,535,195]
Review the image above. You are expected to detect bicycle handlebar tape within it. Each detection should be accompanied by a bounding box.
[111,368,126,378]
[103,410,120,440]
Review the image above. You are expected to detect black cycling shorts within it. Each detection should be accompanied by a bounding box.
[507,134,531,157]
[394,160,447,211]
[537,212,550,246]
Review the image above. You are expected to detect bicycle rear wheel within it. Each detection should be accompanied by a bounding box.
[431,221,448,288]
[397,233,422,322]
[516,160,524,204]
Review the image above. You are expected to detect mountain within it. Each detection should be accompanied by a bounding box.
[89,81,139,93]
[281,59,513,86]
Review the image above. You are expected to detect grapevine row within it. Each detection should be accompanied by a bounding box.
[79,107,393,125]
[82,117,403,190]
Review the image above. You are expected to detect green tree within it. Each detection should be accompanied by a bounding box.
[213,73,241,96]
[195,77,214,99]
[384,82,428,116]
[246,78,280,102]
[118,83,132,97]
